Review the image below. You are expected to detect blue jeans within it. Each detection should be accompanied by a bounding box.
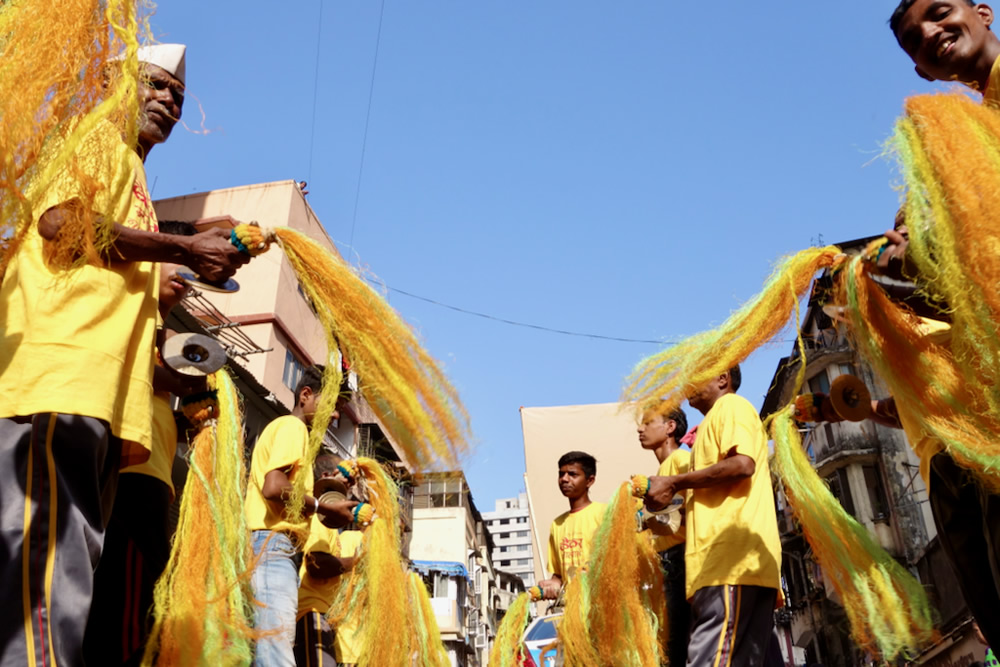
[251,530,299,667]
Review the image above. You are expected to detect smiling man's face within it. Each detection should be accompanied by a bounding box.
[896,1,996,83]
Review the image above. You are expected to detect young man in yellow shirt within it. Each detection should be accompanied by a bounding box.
[643,366,782,667]
[637,405,691,667]
[244,367,357,666]
[879,1,1000,647]
[294,454,363,667]
[537,451,606,600]
[0,45,249,667]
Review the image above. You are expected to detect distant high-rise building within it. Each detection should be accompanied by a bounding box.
[483,493,535,587]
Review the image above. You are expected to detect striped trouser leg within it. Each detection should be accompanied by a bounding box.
[0,414,120,667]
[687,584,777,667]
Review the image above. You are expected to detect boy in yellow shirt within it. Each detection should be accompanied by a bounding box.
[643,366,782,667]
[637,405,691,667]
[294,454,364,667]
[245,368,357,666]
[538,451,606,600]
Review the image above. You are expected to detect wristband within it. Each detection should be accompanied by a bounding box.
[528,585,543,602]
[630,474,650,498]
[230,222,272,257]
[353,502,375,526]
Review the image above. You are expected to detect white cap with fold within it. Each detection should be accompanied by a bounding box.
[135,43,186,84]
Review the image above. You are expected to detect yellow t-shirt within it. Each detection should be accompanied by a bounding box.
[650,448,691,553]
[330,530,364,664]
[0,123,159,465]
[983,54,1000,108]
[297,516,342,617]
[685,393,782,599]
[243,415,313,535]
[121,393,178,499]
[547,501,606,580]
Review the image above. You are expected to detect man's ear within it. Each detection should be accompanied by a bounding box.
[977,3,994,28]
[298,385,313,407]
[585,475,595,490]
[666,419,678,439]
[915,65,935,81]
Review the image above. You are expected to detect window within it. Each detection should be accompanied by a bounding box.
[808,371,830,395]
[863,464,889,520]
[412,477,465,509]
[825,468,856,518]
[516,531,529,538]
[515,544,528,552]
[517,516,528,524]
[282,349,305,391]
[500,560,510,567]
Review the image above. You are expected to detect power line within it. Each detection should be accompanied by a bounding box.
[306,0,325,183]
[348,0,387,254]
[373,282,668,344]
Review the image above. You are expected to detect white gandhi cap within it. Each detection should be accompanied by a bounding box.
[136,43,186,84]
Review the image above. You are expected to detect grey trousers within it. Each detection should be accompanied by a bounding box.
[0,414,121,667]
[687,584,777,667]
[930,451,1000,648]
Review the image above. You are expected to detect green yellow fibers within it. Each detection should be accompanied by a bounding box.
[488,592,532,667]
[327,458,415,666]
[837,253,1000,488]
[623,246,843,417]
[143,370,256,666]
[272,227,470,472]
[556,573,600,667]
[0,0,150,273]
[770,407,934,659]
[408,572,452,667]
[584,483,665,666]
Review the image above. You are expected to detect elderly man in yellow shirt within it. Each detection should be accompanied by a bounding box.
[644,365,782,667]
[0,44,249,667]
[637,404,691,667]
[537,451,606,600]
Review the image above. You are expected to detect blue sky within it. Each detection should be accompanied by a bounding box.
[147,2,951,510]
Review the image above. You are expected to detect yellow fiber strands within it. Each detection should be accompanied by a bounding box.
[837,253,1000,488]
[559,486,666,667]
[265,226,469,527]
[770,406,934,659]
[866,92,1000,484]
[143,370,256,666]
[488,592,532,667]
[623,247,843,415]
[407,571,451,667]
[329,458,417,667]
[0,0,147,272]
[557,574,599,667]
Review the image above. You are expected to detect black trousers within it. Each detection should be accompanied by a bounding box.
[0,413,120,667]
[929,452,1000,648]
[294,610,337,667]
[84,473,172,666]
[660,544,691,666]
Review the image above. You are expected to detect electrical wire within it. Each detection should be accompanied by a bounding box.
[306,0,325,183]
[348,0,387,254]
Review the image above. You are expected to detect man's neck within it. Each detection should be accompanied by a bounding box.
[568,494,591,513]
[652,439,680,464]
[290,407,308,425]
[698,389,731,416]
[970,42,1000,93]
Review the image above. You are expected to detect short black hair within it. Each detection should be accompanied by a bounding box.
[294,364,326,405]
[890,0,976,37]
[158,220,197,236]
[558,451,596,479]
[314,451,343,477]
[729,365,742,393]
[666,408,688,442]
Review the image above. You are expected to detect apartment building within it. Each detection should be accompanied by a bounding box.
[760,237,987,666]
[483,494,535,587]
